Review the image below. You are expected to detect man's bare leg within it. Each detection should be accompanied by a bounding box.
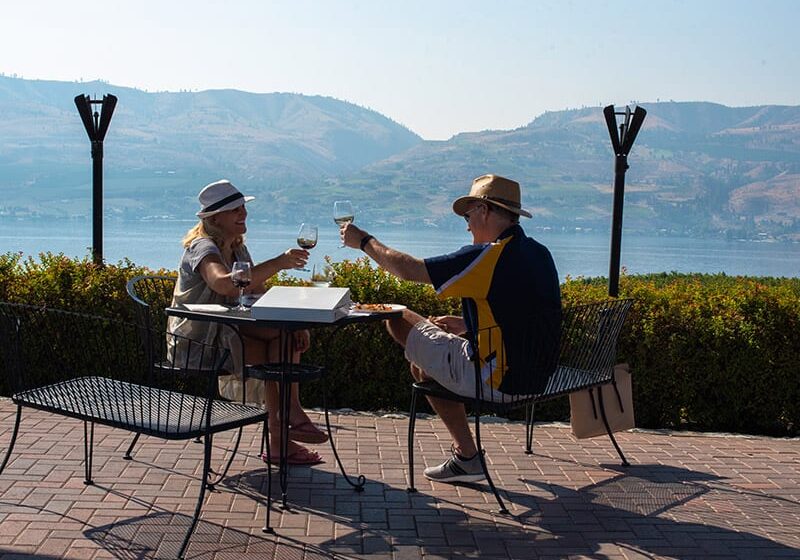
[387,309,478,458]
[409,364,478,458]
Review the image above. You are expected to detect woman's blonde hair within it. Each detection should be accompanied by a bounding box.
[182,218,244,250]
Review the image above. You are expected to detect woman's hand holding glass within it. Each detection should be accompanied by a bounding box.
[296,223,317,272]
[278,248,309,271]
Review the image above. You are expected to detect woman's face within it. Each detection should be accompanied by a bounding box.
[211,204,248,237]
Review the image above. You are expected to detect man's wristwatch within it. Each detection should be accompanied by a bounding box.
[359,234,374,251]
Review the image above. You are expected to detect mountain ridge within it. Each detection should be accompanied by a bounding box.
[1,76,798,240]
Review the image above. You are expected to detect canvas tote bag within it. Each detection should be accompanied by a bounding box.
[570,363,635,439]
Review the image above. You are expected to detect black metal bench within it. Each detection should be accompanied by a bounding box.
[407,298,634,513]
[0,302,272,559]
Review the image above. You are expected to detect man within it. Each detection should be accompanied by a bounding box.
[340,174,561,483]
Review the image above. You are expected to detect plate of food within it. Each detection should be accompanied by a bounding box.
[353,303,406,313]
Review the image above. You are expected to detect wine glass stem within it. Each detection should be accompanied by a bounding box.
[239,287,244,308]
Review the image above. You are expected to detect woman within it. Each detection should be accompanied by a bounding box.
[168,179,326,465]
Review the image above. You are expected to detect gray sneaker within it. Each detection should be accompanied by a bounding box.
[423,448,486,483]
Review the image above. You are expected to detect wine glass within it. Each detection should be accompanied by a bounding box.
[311,262,332,287]
[230,261,252,311]
[333,200,354,247]
[296,223,318,272]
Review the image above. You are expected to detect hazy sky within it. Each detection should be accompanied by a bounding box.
[2,0,798,140]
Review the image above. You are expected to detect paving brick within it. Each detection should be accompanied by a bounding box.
[0,402,799,559]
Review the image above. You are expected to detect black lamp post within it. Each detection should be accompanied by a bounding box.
[75,94,117,265]
[603,104,646,297]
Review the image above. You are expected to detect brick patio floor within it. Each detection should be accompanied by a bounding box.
[0,399,798,560]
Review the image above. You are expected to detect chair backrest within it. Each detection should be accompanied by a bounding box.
[126,275,177,364]
[472,299,633,401]
[0,302,229,436]
[481,305,563,397]
[558,299,633,373]
[0,303,134,396]
[126,274,177,333]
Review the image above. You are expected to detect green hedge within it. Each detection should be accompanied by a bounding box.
[0,252,159,319]
[1,252,798,436]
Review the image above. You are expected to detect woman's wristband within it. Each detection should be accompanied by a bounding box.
[359,234,374,251]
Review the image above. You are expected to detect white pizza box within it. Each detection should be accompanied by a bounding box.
[250,286,352,323]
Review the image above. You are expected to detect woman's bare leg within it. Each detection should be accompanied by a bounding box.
[240,326,321,457]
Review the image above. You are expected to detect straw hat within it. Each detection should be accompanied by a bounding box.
[196,180,255,218]
[452,174,532,218]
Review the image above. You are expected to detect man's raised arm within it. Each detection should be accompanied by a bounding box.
[340,223,431,284]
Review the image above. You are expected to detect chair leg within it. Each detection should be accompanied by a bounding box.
[321,372,366,491]
[406,388,419,493]
[597,386,629,467]
[178,432,213,559]
[123,433,141,460]
[524,403,535,454]
[0,405,23,475]
[473,410,508,514]
[262,418,274,534]
[83,421,94,485]
[206,427,244,489]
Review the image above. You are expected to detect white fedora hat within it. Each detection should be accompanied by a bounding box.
[196,180,255,218]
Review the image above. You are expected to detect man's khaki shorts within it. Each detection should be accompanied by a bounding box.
[405,320,473,398]
[405,320,514,402]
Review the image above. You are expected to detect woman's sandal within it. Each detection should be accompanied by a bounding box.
[288,419,329,444]
[261,446,324,466]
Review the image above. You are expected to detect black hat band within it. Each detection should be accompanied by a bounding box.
[202,192,244,213]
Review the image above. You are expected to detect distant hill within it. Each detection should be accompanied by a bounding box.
[1,76,799,240]
[0,76,421,219]
[335,101,800,239]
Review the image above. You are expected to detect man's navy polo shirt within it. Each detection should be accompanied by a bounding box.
[424,224,561,395]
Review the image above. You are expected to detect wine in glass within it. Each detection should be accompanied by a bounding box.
[333,200,354,247]
[333,200,354,226]
[296,223,317,271]
[231,261,252,311]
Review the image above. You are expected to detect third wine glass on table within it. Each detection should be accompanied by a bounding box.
[296,223,317,272]
[333,200,354,247]
[231,261,252,311]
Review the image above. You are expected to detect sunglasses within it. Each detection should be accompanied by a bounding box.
[463,205,485,223]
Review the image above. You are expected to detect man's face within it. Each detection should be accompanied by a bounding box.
[463,202,491,243]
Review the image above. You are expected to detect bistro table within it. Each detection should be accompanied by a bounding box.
[165,301,402,513]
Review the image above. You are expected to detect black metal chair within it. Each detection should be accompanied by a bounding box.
[125,274,247,486]
[126,275,198,453]
[407,299,634,513]
[125,275,334,497]
[126,275,363,501]
[0,302,272,559]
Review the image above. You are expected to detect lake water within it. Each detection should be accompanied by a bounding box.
[1,219,798,280]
